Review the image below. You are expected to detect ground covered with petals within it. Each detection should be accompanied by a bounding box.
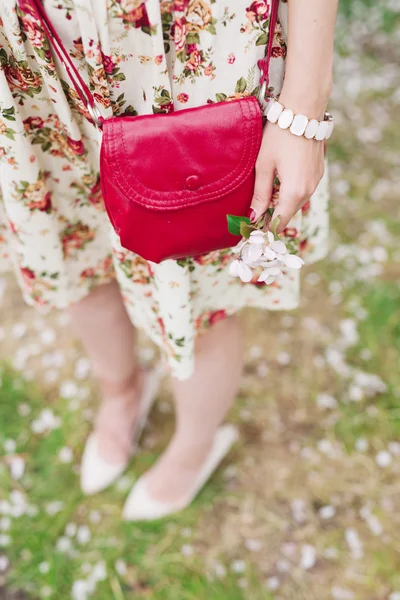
[0,2,399,599]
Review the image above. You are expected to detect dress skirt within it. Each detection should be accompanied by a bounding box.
[0,0,329,379]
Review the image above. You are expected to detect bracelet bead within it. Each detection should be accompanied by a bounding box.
[304,119,319,139]
[277,108,294,130]
[266,100,334,141]
[266,101,284,124]
[290,114,308,136]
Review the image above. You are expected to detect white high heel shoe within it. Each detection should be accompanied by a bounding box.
[80,365,163,495]
[122,424,239,521]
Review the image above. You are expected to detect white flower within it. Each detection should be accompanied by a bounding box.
[229,259,253,283]
[283,253,305,269]
[229,225,303,285]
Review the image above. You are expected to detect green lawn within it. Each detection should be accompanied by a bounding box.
[1,2,399,599]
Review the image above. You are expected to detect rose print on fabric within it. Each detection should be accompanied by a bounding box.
[61,222,96,259]
[109,0,153,34]
[13,172,52,213]
[241,0,271,47]
[23,114,86,159]
[0,49,42,100]
[152,86,174,113]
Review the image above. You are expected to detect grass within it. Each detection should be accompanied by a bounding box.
[1,2,400,599]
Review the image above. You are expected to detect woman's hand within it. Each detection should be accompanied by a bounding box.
[249,123,326,234]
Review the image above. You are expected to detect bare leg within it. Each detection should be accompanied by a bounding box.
[69,281,143,463]
[144,315,244,503]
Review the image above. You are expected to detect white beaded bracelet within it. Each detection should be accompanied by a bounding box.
[266,100,334,141]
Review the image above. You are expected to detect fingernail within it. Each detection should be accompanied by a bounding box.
[247,208,257,223]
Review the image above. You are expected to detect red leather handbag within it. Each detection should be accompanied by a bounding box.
[29,0,279,264]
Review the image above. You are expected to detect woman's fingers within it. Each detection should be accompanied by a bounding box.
[248,164,275,223]
[272,181,307,233]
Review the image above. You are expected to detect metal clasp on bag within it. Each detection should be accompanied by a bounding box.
[258,81,267,104]
[87,103,103,130]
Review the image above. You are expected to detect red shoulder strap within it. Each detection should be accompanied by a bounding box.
[27,0,279,118]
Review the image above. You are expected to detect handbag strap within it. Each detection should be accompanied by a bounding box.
[28,0,279,126]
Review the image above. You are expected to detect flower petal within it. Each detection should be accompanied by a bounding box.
[232,239,246,254]
[248,243,265,262]
[270,239,287,254]
[266,231,275,244]
[283,253,305,269]
[237,261,253,283]
[264,266,282,276]
[263,247,277,261]
[229,259,240,277]
[249,230,265,244]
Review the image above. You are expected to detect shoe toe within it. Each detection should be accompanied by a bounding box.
[80,435,127,495]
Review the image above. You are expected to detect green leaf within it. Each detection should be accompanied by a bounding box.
[255,32,268,46]
[226,214,251,237]
[270,215,281,237]
[235,77,247,94]
[124,105,138,116]
[113,73,126,81]
[207,22,217,35]
[160,88,171,99]
[186,32,200,44]
[240,221,257,239]
[5,129,15,140]
[215,93,227,103]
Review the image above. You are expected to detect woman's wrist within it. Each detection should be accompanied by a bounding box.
[278,82,332,121]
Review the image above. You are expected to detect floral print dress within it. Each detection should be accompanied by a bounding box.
[0,0,329,379]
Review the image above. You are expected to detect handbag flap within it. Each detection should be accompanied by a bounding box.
[101,97,263,210]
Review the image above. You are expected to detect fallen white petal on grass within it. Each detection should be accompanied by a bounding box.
[360,506,384,536]
[56,536,72,553]
[266,576,280,591]
[291,498,307,523]
[181,544,194,557]
[18,403,31,417]
[316,393,338,410]
[3,439,16,454]
[345,528,364,559]
[115,559,127,576]
[244,539,263,552]
[300,544,317,570]
[376,450,392,468]
[65,523,78,538]
[40,586,52,598]
[40,328,56,345]
[0,555,9,571]
[331,587,355,600]
[0,518,10,531]
[388,442,400,456]
[0,535,11,547]
[76,525,91,545]
[211,561,227,578]
[45,501,64,515]
[11,323,27,339]
[355,438,369,452]
[39,562,50,574]
[230,559,246,574]
[9,456,25,480]
[319,505,336,520]
[74,357,91,380]
[59,380,79,399]
[58,447,73,464]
